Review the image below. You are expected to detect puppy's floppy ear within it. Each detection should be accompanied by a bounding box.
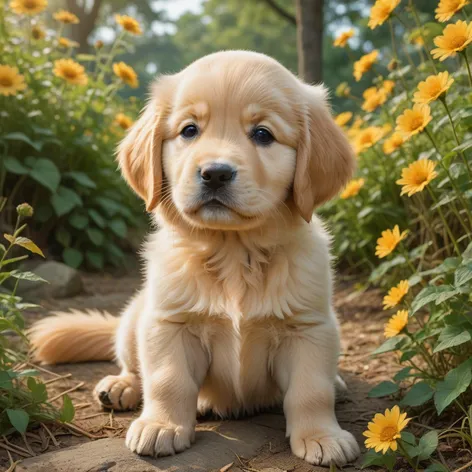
[293,84,355,222]
[117,76,173,212]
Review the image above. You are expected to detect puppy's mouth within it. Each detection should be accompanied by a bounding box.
[186,196,255,220]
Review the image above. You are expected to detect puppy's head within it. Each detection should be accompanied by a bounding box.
[118,51,354,231]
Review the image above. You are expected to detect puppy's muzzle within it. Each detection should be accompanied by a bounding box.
[200,163,236,191]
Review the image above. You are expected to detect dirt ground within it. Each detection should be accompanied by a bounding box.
[1,268,470,471]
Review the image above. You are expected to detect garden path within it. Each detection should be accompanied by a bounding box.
[5,266,396,472]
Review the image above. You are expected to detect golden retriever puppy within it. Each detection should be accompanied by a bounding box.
[30,51,359,466]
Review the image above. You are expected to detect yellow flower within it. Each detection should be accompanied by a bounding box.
[382,80,395,94]
[347,116,364,138]
[31,25,45,40]
[364,406,411,454]
[335,111,353,127]
[354,126,384,154]
[383,280,409,310]
[336,82,351,97]
[435,0,470,23]
[384,310,409,338]
[383,132,405,155]
[375,225,408,258]
[340,178,365,199]
[368,0,401,29]
[396,159,438,197]
[431,20,472,61]
[413,72,454,104]
[58,37,79,48]
[53,59,88,85]
[53,9,79,24]
[396,104,432,140]
[113,62,139,88]
[0,65,27,96]
[115,113,133,130]
[353,50,379,81]
[115,14,142,35]
[9,0,47,15]
[362,87,388,112]
[333,29,354,47]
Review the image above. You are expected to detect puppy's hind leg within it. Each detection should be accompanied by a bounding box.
[94,292,144,411]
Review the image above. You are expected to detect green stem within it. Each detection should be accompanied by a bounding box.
[398,441,421,472]
[462,51,472,88]
[389,19,409,94]
[440,96,472,178]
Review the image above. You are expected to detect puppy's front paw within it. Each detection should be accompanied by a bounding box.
[94,374,140,411]
[126,417,195,457]
[291,427,360,466]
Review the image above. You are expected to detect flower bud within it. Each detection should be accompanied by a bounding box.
[17,203,33,218]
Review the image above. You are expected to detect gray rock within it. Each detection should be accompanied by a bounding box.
[17,417,286,472]
[16,261,83,299]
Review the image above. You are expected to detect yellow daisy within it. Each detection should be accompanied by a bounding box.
[354,126,384,154]
[336,82,351,97]
[384,310,409,338]
[31,25,45,40]
[435,0,470,23]
[53,9,79,24]
[382,80,395,95]
[354,50,379,81]
[413,72,454,104]
[333,29,354,47]
[114,113,133,130]
[368,0,401,30]
[362,86,388,112]
[58,37,79,48]
[375,225,408,258]
[53,59,88,85]
[431,20,472,61]
[340,178,365,199]
[335,111,353,127]
[396,104,432,140]
[115,14,142,35]
[9,0,47,15]
[383,132,405,155]
[113,62,139,88]
[0,65,27,96]
[364,406,411,454]
[383,280,409,310]
[396,159,438,197]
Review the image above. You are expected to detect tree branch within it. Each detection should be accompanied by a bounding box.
[261,0,296,25]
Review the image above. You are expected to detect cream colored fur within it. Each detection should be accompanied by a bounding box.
[30,51,359,466]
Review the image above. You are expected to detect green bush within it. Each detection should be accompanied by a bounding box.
[0,3,145,269]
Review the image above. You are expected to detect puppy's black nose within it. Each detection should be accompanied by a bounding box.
[200,164,235,190]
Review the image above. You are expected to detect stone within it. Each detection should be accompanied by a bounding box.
[16,261,83,299]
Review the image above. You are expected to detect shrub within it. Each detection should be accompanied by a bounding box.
[0,201,74,435]
[328,0,472,470]
[0,2,145,270]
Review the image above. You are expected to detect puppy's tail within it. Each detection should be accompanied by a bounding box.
[29,310,119,365]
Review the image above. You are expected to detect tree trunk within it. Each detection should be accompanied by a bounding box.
[66,0,104,53]
[295,0,324,83]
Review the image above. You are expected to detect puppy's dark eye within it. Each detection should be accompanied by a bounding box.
[251,127,275,146]
[180,124,199,140]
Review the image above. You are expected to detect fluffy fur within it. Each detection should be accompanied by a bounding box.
[29,51,359,466]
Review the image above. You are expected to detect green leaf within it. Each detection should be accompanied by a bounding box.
[0,371,13,389]
[401,431,416,445]
[29,158,61,193]
[88,209,106,228]
[6,409,29,434]
[452,139,472,153]
[64,171,97,189]
[109,219,127,238]
[368,381,399,398]
[69,213,89,230]
[4,234,45,257]
[372,336,403,355]
[27,377,47,402]
[454,262,472,287]
[425,464,449,472]
[433,326,471,353]
[63,248,83,268]
[411,285,458,314]
[463,242,472,261]
[434,359,472,414]
[86,228,105,246]
[361,450,396,471]
[417,430,438,461]
[401,382,434,407]
[4,156,29,175]
[10,270,48,283]
[394,367,412,382]
[86,251,104,269]
[51,186,82,217]
[3,132,42,151]
[95,197,122,216]
[60,394,75,423]
[55,227,71,247]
